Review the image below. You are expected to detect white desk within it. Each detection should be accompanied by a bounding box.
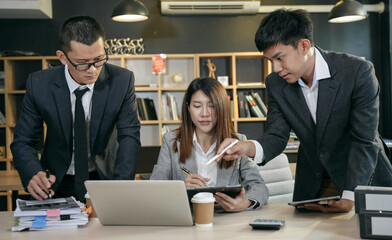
[0,203,360,239]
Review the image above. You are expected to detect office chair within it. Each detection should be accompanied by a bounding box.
[258,153,294,203]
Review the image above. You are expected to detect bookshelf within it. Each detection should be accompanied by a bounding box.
[106,52,272,146]
[0,52,279,210]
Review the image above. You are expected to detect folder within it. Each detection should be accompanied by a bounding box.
[354,185,392,213]
[359,210,392,239]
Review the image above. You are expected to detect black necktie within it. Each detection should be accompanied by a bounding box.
[74,88,89,201]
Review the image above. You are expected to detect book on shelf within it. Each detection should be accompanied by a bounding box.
[237,92,246,118]
[145,98,158,120]
[289,131,298,140]
[0,111,6,125]
[285,140,300,150]
[170,94,179,121]
[136,98,146,120]
[0,71,4,90]
[237,82,265,87]
[228,95,234,119]
[163,94,173,120]
[161,94,168,120]
[136,98,158,121]
[161,93,179,121]
[250,91,268,116]
[245,94,264,118]
[244,101,251,117]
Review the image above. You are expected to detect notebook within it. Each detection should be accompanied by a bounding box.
[84,180,194,226]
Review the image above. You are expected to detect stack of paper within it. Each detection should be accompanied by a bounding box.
[12,197,88,232]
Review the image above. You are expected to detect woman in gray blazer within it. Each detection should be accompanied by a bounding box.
[150,77,269,211]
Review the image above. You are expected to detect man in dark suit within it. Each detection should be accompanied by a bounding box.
[216,8,392,213]
[11,16,141,202]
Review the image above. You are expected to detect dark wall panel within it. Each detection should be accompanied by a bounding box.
[0,0,390,136]
[0,0,382,58]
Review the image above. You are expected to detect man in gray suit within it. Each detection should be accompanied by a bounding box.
[216,8,392,213]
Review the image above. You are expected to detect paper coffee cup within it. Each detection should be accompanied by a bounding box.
[85,193,97,218]
[191,192,215,227]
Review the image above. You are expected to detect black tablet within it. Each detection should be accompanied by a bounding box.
[288,196,341,206]
[187,184,242,200]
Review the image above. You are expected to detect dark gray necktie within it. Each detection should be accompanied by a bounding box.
[74,88,89,201]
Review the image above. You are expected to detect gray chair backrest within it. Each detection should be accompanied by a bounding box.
[258,154,294,203]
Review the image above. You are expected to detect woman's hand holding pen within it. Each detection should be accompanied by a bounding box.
[184,174,210,188]
[27,171,56,200]
[214,188,252,212]
[215,138,256,162]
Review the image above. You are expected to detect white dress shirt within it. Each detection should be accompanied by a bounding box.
[253,48,354,201]
[193,132,218,186]
[64,64,96,175]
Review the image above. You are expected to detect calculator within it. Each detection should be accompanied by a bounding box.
[249,219,285,230]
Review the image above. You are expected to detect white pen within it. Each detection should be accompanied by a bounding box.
[207,139,239,165]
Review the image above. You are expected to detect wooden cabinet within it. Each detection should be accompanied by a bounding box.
[0,52,272,210]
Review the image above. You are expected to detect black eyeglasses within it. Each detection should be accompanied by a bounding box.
[63,49,108,71]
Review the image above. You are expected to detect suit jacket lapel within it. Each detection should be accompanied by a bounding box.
[316,50,341,147]
[316,80,340,146]
[53,67,72,148]
[282,82,315,134]
[90,66,110,149]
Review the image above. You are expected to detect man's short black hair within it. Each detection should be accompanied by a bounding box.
[255,8,314,52]
[59,16,105,53]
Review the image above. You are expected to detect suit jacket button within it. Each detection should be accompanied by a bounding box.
[316,172,321,178]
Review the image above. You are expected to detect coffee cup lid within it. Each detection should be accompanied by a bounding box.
[191,192,215,203]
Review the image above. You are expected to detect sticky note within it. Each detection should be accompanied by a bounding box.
[32,216,46,228]
[47,209,61,217]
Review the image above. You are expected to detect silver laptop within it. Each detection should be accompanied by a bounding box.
[85,180,194,226]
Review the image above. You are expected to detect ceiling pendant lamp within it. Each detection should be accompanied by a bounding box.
[111,0,149,22]
[328,0,367,23]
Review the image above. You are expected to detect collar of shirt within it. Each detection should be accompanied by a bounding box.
[297,48,331,123]
[298,47,331,90]
[192,132,218,185]
[64,64,95,93]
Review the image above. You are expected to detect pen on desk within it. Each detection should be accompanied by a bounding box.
[45,169,53,199]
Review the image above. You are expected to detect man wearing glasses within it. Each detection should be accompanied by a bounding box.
[11,16,141,202]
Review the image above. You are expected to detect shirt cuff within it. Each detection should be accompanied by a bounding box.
[342,190,355,202]
[247,199,260,210]
[250,140,264,164]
